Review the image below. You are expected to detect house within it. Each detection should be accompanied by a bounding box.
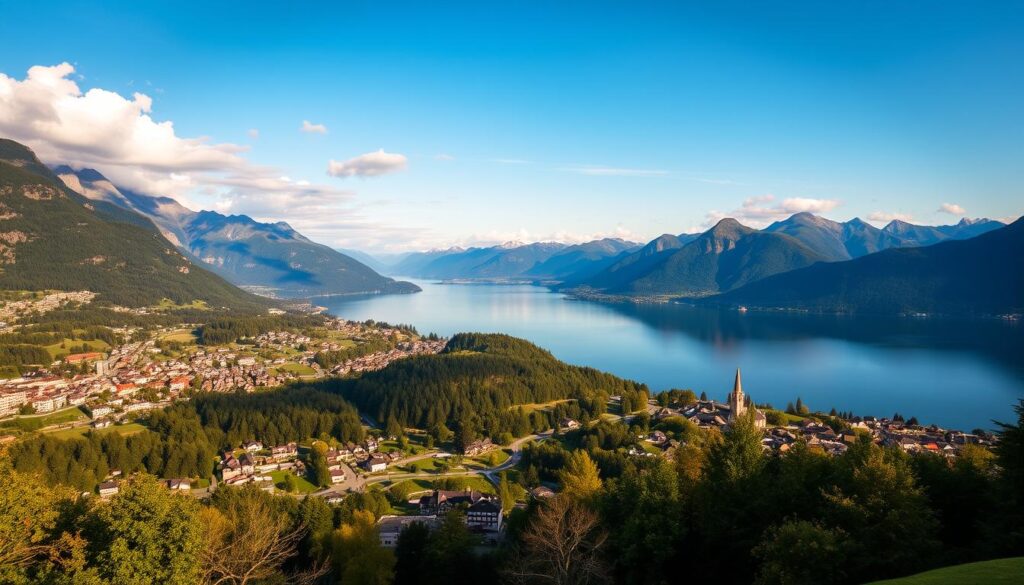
[98,481,119,497]
[239,453,255,474]
[330,469,346,484]
[166,478,191,491]
[243,440,264,453]
[466,499,503,532]
[271,443,298,460]
[377,515,438,547]
[530,486,556,499]
[237,357,257,367]
[463,437,494,456]
[362,455,389,473]
[559,418,580,430]
[88,405,112,419]
[647,430,668,444]
[168,376,191,392]
[419,489,492,515]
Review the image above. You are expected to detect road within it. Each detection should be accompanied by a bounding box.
[310,430,553,498]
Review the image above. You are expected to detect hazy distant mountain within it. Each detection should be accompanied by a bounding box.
[764,212,905,261]
[561,233,696,289]
[0,139,266,309]
[524,238,641,280]
[574,219,826,296]
[335,248,403,274]
[704,218,1023,315]
[389,242,571,279]
[55,167,419,297]
[883,218,1005,247]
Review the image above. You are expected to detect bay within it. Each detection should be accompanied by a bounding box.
[316,280,1024,431]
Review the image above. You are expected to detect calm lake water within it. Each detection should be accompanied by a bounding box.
[316,280,1023,431]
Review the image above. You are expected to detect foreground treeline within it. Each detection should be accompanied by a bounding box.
[0,459,504,585]
[322,333,649,449]
[503,400,1024,585]
[7,387,364,491]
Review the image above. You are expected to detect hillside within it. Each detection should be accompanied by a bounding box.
[866,557,1024,585]
[54,167,419,297]
[575,219,827,296]
[524,238,640,280]
[0,139,267,309]
[704,218,1024,315]
[322,333,649,441]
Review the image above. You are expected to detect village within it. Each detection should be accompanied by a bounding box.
[0,316,445,429]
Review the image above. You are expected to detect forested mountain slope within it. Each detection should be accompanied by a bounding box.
[704,218,1024,315]
[0,139,267,309]
[322,333,649,443]
[55,166,419,297]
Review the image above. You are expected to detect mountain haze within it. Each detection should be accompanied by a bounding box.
[54,167,419,297]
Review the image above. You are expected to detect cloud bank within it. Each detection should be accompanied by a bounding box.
[0,62,379,242]
[937,202,966,216]
[705,194,841,227]
[328,149,408,178]
[300,120,328,134]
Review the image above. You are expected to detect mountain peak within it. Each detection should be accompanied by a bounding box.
[706,217,753,238]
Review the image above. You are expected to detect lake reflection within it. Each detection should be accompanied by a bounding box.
[316,280,1023,430]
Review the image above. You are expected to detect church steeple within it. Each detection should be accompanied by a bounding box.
[728,368,746,422]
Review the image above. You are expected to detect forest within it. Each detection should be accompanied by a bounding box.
[320,333,649,450]
[2,400,1021,585]
[6,386,364,491]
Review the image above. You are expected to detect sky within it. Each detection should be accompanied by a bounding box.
[0,1,1021,253]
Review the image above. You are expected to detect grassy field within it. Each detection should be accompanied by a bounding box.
[276,363,317,376]
[465,449,511,469]
[47,422,147,440]
[0,406,88,432]
[155,298,209,311]
[44,338,111,360]
[511,399,575,414]
[160,329,199,344]
[867,558,1024,584]
[268,470,318,493]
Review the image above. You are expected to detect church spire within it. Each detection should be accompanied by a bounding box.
[733,368,742,396]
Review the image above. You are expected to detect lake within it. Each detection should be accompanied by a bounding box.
[316,280,1023,431]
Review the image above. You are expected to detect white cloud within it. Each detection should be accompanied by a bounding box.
[704,194,842,227]
[867,211,914,224]
[327,149,408,178]
[300,120,328,134]
[561,166,669,177]
[0,62,356,225]
[247,128,259,139]
[0,63,248,177]
[937,202,966,216]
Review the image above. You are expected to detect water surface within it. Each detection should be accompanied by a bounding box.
[317,280,1023,430]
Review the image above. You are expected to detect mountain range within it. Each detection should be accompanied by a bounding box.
[0,139,265,309]
[53,166,419,297]
[386,240,639,280]
[562,213,1006,298]
[703,216,1024,315]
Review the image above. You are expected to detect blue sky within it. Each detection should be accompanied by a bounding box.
[0,1,1021,252]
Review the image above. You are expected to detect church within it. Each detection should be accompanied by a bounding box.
[727,368,767,429]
